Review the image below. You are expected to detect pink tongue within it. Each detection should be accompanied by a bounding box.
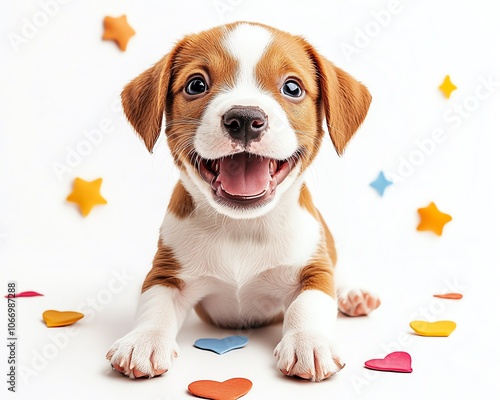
[216,153,271,196]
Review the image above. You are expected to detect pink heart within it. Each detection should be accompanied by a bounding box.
[364,351,413,373]
[4,291,44,298]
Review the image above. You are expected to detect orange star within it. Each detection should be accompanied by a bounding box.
[438,75,457,99]
[102,15,135,51]
[66,178,107,217]
[416,202,452,236]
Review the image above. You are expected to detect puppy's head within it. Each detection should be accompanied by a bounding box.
[122,22,371,219]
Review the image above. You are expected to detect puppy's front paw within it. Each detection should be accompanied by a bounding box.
[274,330,344,382]
[338,288,381,317]
[106,328,179,379]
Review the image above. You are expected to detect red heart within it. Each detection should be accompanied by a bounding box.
[364,351,412,373]
[188,378,252,400]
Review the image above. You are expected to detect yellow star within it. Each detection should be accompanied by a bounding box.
[102,15,135,51]
[438,75,457,99]
[416,202,452,236]
[66,178,107,217]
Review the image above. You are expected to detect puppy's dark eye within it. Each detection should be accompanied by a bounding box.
[281,80,303,98]
[185,77,208,96]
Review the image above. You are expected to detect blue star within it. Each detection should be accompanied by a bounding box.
[370,171,393,196]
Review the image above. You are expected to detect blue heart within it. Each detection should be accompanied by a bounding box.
[194,335,249,355]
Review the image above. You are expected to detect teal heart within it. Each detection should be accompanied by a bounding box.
[194,335,249,355]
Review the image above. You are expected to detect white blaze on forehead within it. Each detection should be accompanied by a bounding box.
[223,23,273,85]
[194,23,297,162]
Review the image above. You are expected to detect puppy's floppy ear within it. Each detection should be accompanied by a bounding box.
[310,51,372,155]
[121,50,177,153]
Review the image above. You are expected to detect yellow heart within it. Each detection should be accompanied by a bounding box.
[43,310,84,327]
[410,320,456,337]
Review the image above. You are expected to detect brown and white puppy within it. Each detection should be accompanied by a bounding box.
[106,21,380,382]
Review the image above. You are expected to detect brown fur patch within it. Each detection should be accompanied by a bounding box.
[166,25,239,169]
[167,180,195,219]
[299,250,335,298]
[299,184,337,267]
[297,184,337,298]
[142,244,184,293]
[317,212,337,267]
[255,29,322,172]
[298,184,318,217]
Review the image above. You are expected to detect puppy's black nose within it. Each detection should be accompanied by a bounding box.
[222,106,268,143]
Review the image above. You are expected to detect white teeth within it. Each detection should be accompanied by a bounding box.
[213,160,220,173]
[269,160,278,175]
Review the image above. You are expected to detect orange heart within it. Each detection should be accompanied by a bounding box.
[188,378,252,400]
[410,320,456,337]
[43,310,84,327]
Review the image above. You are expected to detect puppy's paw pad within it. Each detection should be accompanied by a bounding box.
[274,330,344,382]
[106,329,178,379]
[338,289,381,317]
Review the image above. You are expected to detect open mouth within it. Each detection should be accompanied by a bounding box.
[197,152,296,208]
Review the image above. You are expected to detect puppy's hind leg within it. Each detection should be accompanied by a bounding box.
[335,265,381,317]
[315,209,380,317]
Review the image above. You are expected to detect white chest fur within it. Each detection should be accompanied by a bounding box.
[159,174,321,326]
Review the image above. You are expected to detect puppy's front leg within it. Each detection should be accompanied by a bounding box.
[274,262,344,381]
[275,290,343,381]
[106,285,189,379]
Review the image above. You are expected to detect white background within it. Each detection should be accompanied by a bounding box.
[1,0,499,399]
